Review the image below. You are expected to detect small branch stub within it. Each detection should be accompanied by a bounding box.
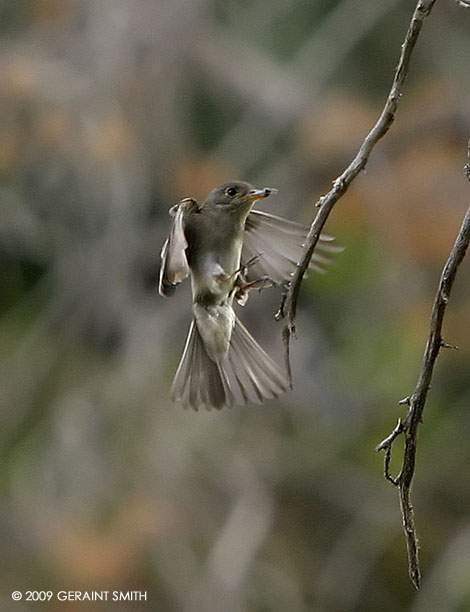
[440,340,460,350]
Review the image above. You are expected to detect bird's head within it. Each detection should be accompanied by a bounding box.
[205,181,277,211]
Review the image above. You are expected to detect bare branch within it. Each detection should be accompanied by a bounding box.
[273,0,470,590]
[376,142,470,588]
[277,0,438,345]
[380,203,470,588]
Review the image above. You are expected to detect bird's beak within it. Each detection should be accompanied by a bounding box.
[247,187,278,201]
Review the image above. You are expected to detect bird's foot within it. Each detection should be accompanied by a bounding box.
[235,275,276,305]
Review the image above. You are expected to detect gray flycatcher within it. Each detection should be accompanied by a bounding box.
[159,180,341,410]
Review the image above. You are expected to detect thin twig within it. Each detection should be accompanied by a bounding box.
[377,141,470,588]
[375,418,404,454]
[278,0,438,348]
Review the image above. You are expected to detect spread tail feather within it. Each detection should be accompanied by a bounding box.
[171,316,289,410]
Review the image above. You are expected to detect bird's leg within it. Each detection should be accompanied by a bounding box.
[212,254,261,286]
[234,276,277,306]
[231,253,262,281]
[234,277,277,306]
[230,252,277,305]
[239,274,275,291]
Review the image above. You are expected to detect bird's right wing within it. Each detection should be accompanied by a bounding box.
[242,209,343,284]
[158,200,193,297]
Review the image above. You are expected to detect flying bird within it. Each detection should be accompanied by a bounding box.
[159,181,341,410]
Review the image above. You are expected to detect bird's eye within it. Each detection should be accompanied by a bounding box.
[225,187,237,197]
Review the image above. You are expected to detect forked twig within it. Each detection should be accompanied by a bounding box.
[376,143,470,588]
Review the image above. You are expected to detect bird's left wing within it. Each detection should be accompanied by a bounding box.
[242,209,343,284]
[159,199,195,297]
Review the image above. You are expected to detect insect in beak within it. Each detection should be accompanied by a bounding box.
[247,187,278,201]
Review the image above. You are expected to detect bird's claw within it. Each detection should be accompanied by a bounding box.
[234,275,276,305]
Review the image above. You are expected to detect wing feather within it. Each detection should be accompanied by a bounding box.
[158,200,193,296]
[242,210,342,283]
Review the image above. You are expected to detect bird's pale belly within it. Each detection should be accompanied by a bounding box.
[191,244,243,306]
[191,245,241,361]
[193,302,235,362]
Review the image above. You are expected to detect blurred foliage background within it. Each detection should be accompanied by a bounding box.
[1,0,470,610]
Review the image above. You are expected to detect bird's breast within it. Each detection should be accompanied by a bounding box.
[186,212,245,305]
